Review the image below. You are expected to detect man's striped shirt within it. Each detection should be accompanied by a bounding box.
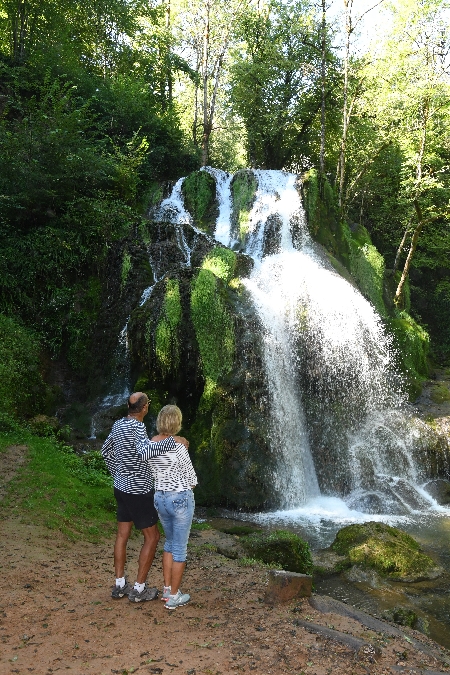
[101,417,176,494]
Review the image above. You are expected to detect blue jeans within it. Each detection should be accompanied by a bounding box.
[154,489,195,562]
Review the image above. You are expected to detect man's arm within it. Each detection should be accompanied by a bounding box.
[101,431,118,477]
[136,429,177,460]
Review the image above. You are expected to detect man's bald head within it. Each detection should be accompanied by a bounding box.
[127,392,149,414]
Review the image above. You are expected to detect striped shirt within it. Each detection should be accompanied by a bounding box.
[146,442,198,492]
[101,417,176,494]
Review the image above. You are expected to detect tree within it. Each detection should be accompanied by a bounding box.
[230,0,337,170]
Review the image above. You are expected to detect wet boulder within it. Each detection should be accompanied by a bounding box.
[423,478,450,505]
[330,522,443,582]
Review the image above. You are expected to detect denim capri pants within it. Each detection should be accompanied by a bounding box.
[154,489,195,563]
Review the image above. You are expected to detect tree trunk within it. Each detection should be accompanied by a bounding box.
[337,0,352,210]
[201,0,210,166]
[166,0,173,106]
[393,214,414,275]
[319,0,326,180]
[394,201,424,306]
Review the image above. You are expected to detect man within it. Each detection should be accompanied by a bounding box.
[101,392,188,602]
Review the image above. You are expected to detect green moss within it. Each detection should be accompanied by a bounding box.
[120,251,132,289]
[155,278,182,375]
[302,169,349,266]
[390,311,430,398]
[342,223,386,316]
[190,269,235,384]
[430,384,450,403]
[182,170,217,232]
[218,525,261,536]
[331,522,439,581]
[240,530,313,574]
[202,247,237,284]
[231,170,258,243]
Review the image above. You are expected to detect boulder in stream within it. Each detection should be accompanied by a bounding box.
[330,521,443,582]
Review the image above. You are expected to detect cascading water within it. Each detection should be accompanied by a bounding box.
[207,169,436,516]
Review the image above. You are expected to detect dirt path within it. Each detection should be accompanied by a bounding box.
[1,447,450,675]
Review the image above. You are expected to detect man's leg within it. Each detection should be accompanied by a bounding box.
[136,523,160,584]
[114,521,133,578]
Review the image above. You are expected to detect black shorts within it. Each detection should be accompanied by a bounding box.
[114,488,159,529]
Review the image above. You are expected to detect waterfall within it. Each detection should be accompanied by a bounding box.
[211,169,431,515]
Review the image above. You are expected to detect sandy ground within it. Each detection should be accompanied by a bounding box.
[1,446,450,675]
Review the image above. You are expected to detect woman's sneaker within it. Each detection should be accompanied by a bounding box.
[111,579,133,599]
[128,586,159,602]
[165,590,190,610]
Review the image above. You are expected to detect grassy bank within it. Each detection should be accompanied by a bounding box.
[0,428,116,542]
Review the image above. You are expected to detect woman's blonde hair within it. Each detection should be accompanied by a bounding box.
[156,404,182,435]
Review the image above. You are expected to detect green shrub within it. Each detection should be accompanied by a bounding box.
[241,529,313,574]
[0,314,48,419]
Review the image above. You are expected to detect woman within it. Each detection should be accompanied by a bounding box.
[151,404,197,610]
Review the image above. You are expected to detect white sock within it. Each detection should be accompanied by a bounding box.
[116,577,126,588]
[134,582,145,593]
[164,585,171,592]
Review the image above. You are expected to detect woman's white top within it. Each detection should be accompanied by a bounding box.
[151,441,198,492]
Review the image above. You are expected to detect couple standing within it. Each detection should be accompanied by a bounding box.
[101,392,197,610]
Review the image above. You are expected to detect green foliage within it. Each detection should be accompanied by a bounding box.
[155,278,182,375]
[331,522,439,581]
[230,0,338,169]
[182,171,217,232]
[231,171,257,242]
[0,314,48,419]
[0,429,115,542]
[190,269,235,385]
[191,522,212,531]
[240,529,313,574]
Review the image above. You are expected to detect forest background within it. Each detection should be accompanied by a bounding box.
[0,0,449,425]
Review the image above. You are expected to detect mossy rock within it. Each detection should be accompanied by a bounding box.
[241,529,313,574]
[182,170,218,234]
[430,383,450,403]
[330,522,442,582]
[230,170,258,246]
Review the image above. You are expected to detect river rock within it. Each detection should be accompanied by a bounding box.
[264,570,312,604]
[330,522,443,582]
[423,479,450,505]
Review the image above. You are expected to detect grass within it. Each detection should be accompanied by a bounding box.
[0,428,116,542]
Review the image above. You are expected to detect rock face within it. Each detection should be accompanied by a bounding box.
[126,219,276,509]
